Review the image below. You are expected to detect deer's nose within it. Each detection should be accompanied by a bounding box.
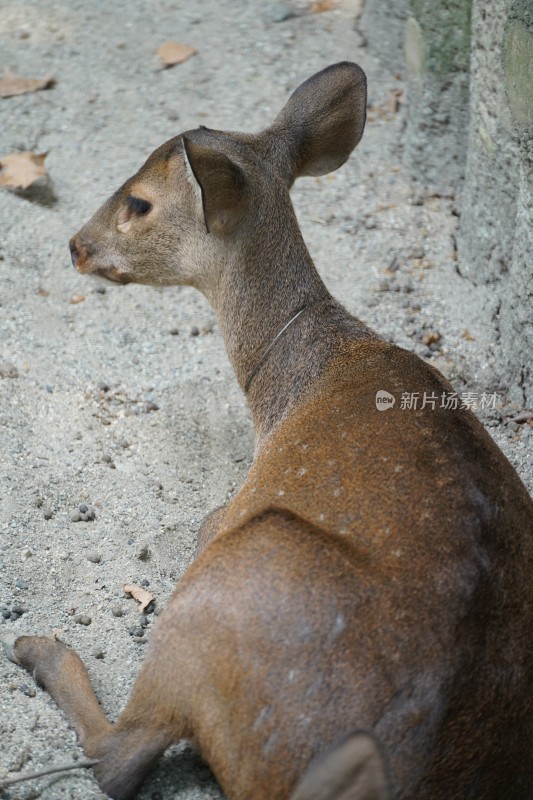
[69,236,80,267]
[69,235,93,272]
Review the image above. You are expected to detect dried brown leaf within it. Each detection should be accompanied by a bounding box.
[0,71,55,98]
[311,0,336,12]
[386,88,405,114]
[157,42,197,67]
[462,330,475,341]
[124,584,154,612]
[0,151,48,190]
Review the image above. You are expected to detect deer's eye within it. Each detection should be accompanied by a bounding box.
[126,195,152,216]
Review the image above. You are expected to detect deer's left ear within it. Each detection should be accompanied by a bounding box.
[182,136,249,235]
[270,61,367,184]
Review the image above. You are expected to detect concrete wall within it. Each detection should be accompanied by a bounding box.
[360,0,533,405]
[459,0,532,404]
[499,1,533,404]
[403,0,473,193]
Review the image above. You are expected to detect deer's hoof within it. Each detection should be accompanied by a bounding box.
[2,633,22,664]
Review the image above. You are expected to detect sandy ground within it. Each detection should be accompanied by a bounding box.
[0,1,531,798]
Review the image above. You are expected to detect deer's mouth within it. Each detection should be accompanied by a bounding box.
[93,266,133,285]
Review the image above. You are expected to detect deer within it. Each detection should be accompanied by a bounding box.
[3,62,533,800]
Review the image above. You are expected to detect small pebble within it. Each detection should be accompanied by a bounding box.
[71,506,96,522]
[86,551,101,564]
[21,547,32,560]
[2,608,11,619]
[128,625,144,638]
[12,604,25,615]
[101,454,113,463]
[15,579,29,590]
[43,508,53,520]
[91,646,104,659]
[0,361,18,379]
[190,326,200,337]
[144,401,159,413]
[33,497,43,508]
[93,285,106,294]
[139,615,149,628]
[111,604,123,617]
[127,538,135,545]
[10,611,21,621]
[137,546,151,562]
[140,578,150,587]
[74,614,92,626]
[169,327,179,336]
[117,438,130,449]
[271,2,297,22]
[97,381,110,392]
[20,684,36,698]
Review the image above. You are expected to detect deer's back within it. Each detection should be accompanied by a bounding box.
[159,340,533,800]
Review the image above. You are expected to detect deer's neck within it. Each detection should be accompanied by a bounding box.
[205,212,356,446]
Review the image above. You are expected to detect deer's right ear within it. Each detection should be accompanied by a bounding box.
[182,136,248,235]
[290,731,390,800]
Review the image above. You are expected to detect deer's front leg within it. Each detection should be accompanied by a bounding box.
[3,634,175,800]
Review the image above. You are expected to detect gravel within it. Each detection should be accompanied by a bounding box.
[0,1,531,800]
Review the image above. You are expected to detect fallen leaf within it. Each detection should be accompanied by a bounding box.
[157,42,197,67]
[124,584,155,613]
[462,330,475,341]
[37,288,49,297]
[386,87,405,114]
[311,0,336,11]
[0,151,48,190]
[511,411,533,424]
[69,293,86,305]
[422,331,441,346]
[0,70,55,98]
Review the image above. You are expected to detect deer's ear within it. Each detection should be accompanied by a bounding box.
[272,62,367,182]
[182,136,248,235]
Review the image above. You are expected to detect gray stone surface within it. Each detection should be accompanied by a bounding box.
[458,0,519,283]
[500,139,533,405]
[361,0,474,193]
[403,0,473,193]
[364,0,532,406]
[359,0,410,74]
[459,0,532,404]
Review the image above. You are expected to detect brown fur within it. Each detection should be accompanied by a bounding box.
[6,62,533,800]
